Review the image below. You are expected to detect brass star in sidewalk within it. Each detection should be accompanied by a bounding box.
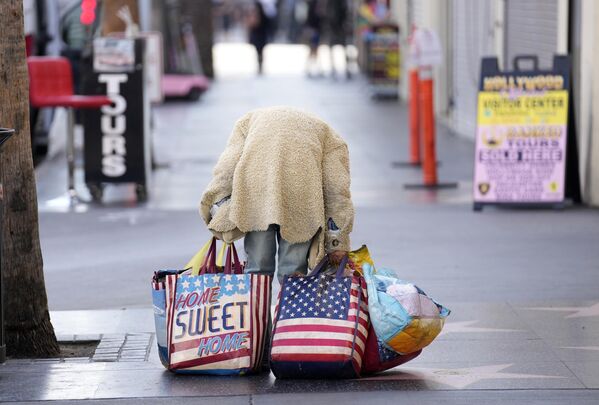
[524,303,599,319]
[361,364,565,389]
[440,320,522,336]
[561,346,599,352]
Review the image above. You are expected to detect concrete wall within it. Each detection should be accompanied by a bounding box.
[590,2,599,206]
[572,0,598,205]
[449,0,500,139]
[572,0,589,202]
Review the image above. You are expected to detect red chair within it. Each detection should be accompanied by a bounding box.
[27,56,112,203]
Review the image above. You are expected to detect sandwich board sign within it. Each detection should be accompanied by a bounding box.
[473,55,571,210]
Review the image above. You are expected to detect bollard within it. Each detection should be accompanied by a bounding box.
[404,66,457,190]
[419,66,437,185]
[393,27,422,169]
[409,68,421,165]
[0,127,15,363]
[392,68,422,168]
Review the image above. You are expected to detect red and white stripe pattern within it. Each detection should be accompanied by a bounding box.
[164,273,271,373]
[271,276,369,373]
[164,274,177,366]
[249,274,272,371]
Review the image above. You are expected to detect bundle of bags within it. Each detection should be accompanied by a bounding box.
[152,240,450,377]
[360,261,450,374]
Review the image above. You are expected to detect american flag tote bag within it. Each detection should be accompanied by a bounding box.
[161,241,272,375]
[270,256,369,379]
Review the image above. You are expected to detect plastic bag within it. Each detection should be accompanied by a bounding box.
[347,245,375,276]
[362,264,450,355]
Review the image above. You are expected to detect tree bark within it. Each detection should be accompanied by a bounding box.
[0,0,59,357]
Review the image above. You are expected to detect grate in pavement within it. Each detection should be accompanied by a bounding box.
[90,333,154,362]
[13,333,155,364]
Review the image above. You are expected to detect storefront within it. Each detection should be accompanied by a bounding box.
[504,0,565,68]
[395,0,599,206]
[450,0,498,140]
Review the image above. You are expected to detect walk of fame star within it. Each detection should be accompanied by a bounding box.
[361,364,565,389]
[523,303,599,319]
[440,320,522,336]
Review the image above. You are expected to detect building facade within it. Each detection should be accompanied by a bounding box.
[390,0,598,206]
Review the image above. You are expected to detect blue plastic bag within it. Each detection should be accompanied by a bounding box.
[362,264,450,354]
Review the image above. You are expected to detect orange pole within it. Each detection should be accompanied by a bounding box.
[419,66,437,185]
[408,68,421,165]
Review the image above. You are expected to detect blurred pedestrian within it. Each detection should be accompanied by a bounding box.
[200,106,354,285]
[287,0,307,43]
[247,0,277,74]
[305,0,326,77]
[59,0,87,92]
[325,0,350,79]
[220,0,235,40]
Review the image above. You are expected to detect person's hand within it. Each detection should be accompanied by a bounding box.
[329,250,348,267]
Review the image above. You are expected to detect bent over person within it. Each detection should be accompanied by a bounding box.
[200,106,354,284]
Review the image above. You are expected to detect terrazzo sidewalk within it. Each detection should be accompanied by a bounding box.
[2,303,599,403]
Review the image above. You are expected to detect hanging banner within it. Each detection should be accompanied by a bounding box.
[473,55,570,208]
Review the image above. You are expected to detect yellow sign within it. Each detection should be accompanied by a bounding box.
[477,91,568,126]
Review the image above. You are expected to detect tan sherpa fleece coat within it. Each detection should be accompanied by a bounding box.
[200,106,354,269]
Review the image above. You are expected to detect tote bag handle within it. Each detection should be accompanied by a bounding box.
[308,254,349,278]
[188,238,227,276]
[199,238,218,275]
[224,243,244,274]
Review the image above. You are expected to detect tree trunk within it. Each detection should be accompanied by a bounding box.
[0,0,59,357]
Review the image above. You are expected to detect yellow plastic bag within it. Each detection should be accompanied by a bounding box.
[184,238,227,276]
[348,245,375,276]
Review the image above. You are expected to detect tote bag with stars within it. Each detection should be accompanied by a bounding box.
[157,238,271,375]
[270,255,370,379]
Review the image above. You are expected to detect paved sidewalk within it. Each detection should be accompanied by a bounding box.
[35,73,599,309]
[8,45,598,402]
[2,304,599,402]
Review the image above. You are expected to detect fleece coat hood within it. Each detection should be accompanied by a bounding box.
[200,106,354,269]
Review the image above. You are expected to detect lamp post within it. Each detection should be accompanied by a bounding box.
[0,127,15,363]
